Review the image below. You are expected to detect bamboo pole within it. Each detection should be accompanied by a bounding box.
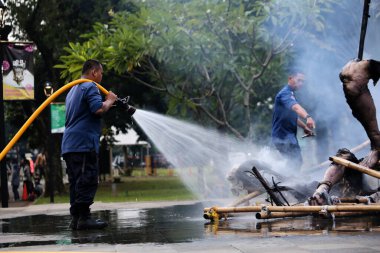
[306,140,370,172]
[339,197,370,204]
[329,156,380,179]
[204,204,380,215]
[229,191,262,207]
[350,139,371,153]
[256,211,309,219]
[255,210,376,219]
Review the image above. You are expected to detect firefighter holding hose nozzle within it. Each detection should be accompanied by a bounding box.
[61,59,134,230]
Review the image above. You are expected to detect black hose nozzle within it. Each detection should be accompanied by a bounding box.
[116,96,136,116]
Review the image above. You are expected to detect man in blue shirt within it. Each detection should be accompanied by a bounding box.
[62,59,117,230]
[272,70,315,170]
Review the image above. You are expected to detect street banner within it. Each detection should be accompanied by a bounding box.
[2,43,35,100]
[50,103,66,133]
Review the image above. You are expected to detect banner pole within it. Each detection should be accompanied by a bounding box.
[0,42,8,207]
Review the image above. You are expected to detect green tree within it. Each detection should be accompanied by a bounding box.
[4,0,130,195]
[57,0,334,142]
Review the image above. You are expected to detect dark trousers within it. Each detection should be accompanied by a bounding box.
[12,184,19,200]
[63,152,99,217]
[273,143,303,170]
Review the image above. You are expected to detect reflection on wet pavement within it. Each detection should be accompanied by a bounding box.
[1,202,380,248]
[0,202,206,248]
[204,214,380,237]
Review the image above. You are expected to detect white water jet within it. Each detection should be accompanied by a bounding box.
[132,109,314,202]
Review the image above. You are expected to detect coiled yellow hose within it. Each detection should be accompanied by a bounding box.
[0,78,109,161]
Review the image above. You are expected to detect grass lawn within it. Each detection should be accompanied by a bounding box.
[34,169,197,205]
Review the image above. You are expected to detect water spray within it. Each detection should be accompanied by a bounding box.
[0,78,136,161]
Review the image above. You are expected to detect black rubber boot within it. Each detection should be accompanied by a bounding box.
[69,216,79,230]
[76,205,107,230]
[77,217,108,230]
[69,205,79,230]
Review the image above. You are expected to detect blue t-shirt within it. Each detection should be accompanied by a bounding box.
[61,82,103,155]
[271,85,299,145]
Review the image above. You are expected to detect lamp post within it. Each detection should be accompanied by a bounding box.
[44,81,53,97]
[0,1,11,208]
[44,81,54,203]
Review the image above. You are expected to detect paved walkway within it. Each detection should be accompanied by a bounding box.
[0,200,196,219]
[2,234,380,253]
[6,176,42,208]
[1,200,380,252]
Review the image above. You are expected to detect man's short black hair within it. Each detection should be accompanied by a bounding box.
[82,59,102,75]
[288,68,303,77]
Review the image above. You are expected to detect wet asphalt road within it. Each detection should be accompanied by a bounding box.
[1,200,380,252]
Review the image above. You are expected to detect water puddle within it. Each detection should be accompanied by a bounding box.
[1,202,380,249]
[205,214,380,237]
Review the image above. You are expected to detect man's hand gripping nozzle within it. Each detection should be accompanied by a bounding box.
[115,96,136,116]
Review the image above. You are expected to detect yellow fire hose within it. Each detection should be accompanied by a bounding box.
[0,78,109,161]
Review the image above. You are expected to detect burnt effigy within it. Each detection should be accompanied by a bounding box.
[226,159,318,205]
[308,59,380,205]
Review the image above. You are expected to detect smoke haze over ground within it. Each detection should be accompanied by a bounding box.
[294,0,380,164]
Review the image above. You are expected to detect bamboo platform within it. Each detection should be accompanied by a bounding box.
[204,203,380,221]
[204,155,380,221]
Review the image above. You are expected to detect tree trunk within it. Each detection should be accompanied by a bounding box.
[44,134,65,198]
